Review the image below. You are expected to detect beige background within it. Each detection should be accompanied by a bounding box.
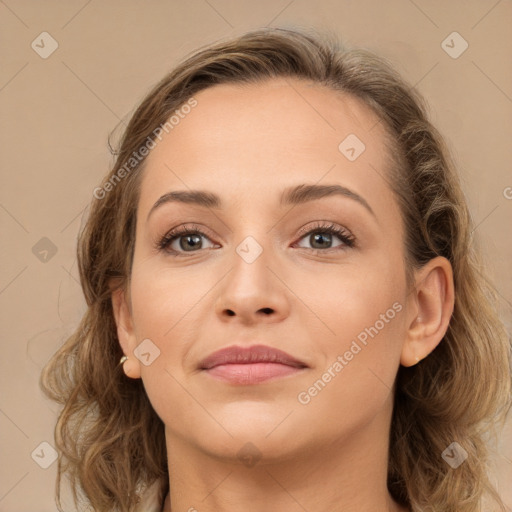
[1,1,511,511]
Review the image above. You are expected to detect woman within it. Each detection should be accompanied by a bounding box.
[40,27,512,512]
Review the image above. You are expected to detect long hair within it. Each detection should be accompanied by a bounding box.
[40,26,512,512]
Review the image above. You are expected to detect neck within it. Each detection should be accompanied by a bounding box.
[160,397,409,512]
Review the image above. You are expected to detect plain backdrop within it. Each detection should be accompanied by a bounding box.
[1,1,511,510]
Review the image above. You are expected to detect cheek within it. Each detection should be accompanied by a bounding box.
[295,256,406,414]
[127,264,208,424]
[302,249,406,349]
[295,298,405,441]
[129,263,211,339]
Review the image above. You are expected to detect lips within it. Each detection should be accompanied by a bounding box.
[199,344,308,385]
[199,344,308,370]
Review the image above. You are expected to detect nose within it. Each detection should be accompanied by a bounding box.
[214,237,291,325]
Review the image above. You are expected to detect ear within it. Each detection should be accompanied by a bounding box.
[111,282,142,379]
[400,256,455,367]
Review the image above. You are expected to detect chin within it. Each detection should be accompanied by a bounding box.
[185,415,307,462]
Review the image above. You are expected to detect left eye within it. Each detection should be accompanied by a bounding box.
[293,223,355,251]
[295,229,349,250]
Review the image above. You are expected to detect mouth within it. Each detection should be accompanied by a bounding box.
[199,344,308,385]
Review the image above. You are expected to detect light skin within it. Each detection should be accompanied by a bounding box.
[111,78,454,512]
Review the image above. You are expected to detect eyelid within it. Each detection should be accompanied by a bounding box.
[295,221,354,240]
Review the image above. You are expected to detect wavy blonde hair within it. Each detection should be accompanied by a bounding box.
[40,27,512,512]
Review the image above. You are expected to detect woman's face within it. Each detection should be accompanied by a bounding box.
[119,78,416,461]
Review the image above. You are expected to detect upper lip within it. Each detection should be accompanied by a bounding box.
[199,344,308,370]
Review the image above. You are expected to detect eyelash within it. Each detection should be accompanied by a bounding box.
[156,221,356,257]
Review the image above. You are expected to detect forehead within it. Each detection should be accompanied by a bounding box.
[138,78,397,217]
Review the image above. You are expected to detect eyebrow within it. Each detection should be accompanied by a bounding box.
[146,183,375,222]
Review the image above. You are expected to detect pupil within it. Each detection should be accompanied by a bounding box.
[312,233,331,249]
[181,234,201,251]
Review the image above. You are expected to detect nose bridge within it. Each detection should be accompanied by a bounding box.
[229,205,276,267]
[214,222,289,322]
[229,230,273,293]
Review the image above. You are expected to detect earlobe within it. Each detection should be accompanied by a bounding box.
[400,257,455,367]
[111,285,142,379]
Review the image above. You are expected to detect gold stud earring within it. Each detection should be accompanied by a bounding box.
[120,355,139,379]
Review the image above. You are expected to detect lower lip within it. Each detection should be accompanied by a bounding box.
[203,363,305,384]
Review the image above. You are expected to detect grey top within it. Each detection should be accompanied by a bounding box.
[134,479,166,512]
